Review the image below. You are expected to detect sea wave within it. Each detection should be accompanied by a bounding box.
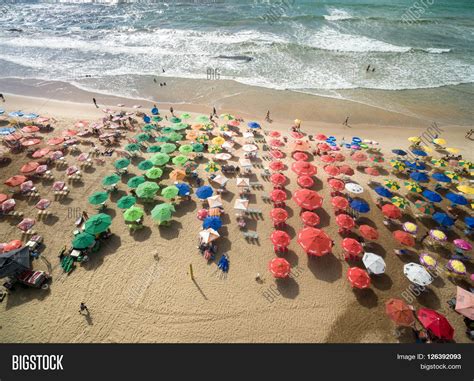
[324,8,353,21]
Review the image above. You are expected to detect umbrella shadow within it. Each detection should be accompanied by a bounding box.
[42,215,60,226]
[353,288,378,309]
[174,199,197,218]
[110,189,127,202]
[317,208,331,228]
[4,286,51,311]
[371,273,393,291]
[279,249,299,266]
[83,234,122,270]
[159,220,183,239]
[132,225,152,242]
[416,287,441,309]
[365,242,387,257]
[275,277,299,299]
[307,254,342,283]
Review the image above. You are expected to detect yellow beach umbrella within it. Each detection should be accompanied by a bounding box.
[420,145,433,153]
[431,159,447,168]
[446,147,459,154]
[449,260,466,274]
[391,196,408,209]
[457,185,474,195]
[403,222,418,234]
[433,138,446,145]
[408,136,421,143]
[430,229,447,241]
[384,179,400,190]
[390,160,406,171]
[404,181,422,193]
[421,254,436,267]
[211,136,225,146]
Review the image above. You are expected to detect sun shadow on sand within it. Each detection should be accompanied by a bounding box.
[416,288,441,310]
[275,277,299,299]
[307,254,342,283]
[5,286,51,311]
[83,234,122,270]
[353,288,378,308]
[371,274,393,291]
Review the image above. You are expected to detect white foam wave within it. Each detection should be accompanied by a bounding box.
[324,9,353,21]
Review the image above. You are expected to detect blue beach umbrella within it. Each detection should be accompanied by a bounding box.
[350,199,370,213]
[431,173,451,183]
[374,186,393,198]
[0,127,16,135]
[445,192,468,206]
[405,161,426,170]
[151,107,159,115]
[9,111,23,118]
[392,149,407,156]
[422,189,442,203]
[203,216,223,230]
[411,149,427,157]
[352,137,362,144]
[410,172,429,182]
[143,115,151,123]
[176,182,191,196]
[432,212,454,227]
[196,186,213,199]
[465,217,474,229]
[247,122,260,129]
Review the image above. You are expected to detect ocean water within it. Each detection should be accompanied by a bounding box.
[0,0,473,121]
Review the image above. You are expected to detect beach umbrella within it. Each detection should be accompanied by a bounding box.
[392,149,407,156]
[21,125,40,133]
[242,144,258,153]
[169,116,181,124]
[17,218,35,232]
[445,192,467,206]
[117,195,137,209]
[47,137,64,146]
[270,230,291,247]
[214,153,232,161]
[20,181,34,192]
[177,144,193,155]
[293,189,323,210]
[393,230,415,247]
[203,216,223,231]
[49,151,64,161]
[269,131,281,138]
[297,175,314,188]
[127,176,146,189]
[268,258,291,279]
[32,148,51,158]
[88,191,108,205]
[199,228,220,244]
[195,115,209,123]
[385,299,415,327]
[300,211,320,227]
[172,123,188,131]
[204,161,219,173]
[422,190,442,203]
[20,161,39,174]
[175,182,191,196]
[145,167,163,180]
[123,206,144,222]
[342,238,363,256]
[159,143,177,154]
[161,185,179,199]
[191,143,204,152]
[408,136,421,143]
[331,196,349,210]
[247,121,260,129]
[350,199,370,213]
[142,125,156,132]
[211,137,225,146]
[431,173,451,183]
[384,180,400,191]
[404,263,433,286]
[269,161,285,172]
[321,155,336,164]
[328,178,345,191]
[324,165,340,176]
[137,160,154,171]
[290,140,310,152]
[51,181,66,192]
[432,138,446,145]
[207,195,223,209]
[429,229,447,242]
[351,152,367,162]
[0,194,8,204]
[35,199,51,210]
[270,189,286,203]
[410,172,429,182]
[457,185,474,195]
[432,212,454,227]
[72,232,96,250]
[66,166,79,176]
[369,155,384,164]
[431,158,447,168]
[318,143,331,152]
[465,217,474,229]
[2,198,16,213]
[359,225,379,240]
[155,136,169,143]
[135,133,150,142]
[413,200,435,215]
[220,113,234,120]
[102,174,120,186]
[125,143,141,152]
[84,213,112,235]
[196,186,213,199]
[455,287,474,320]
[391,196,408,209]
[151,203,175,223]
[211,175,228,187]
[453,239,472,252]
[270,208,288,224]
[270,173,287,187]
[411,149,427,157]
[363,252,385,274]
[374,186,393,198]
[347,267,370,289]
[292,161,317,176]
[316,134,327,141]
[345,183,363,194]
[169,169,186,182]
[3,239,23,252]
[417,308,454,340]
[405,160,426,170]
[447,259,466,275]
[171,155,188,167]
[293,152,308,161]
[404,181,422,193]
[233,198,249,211]
[270,150,284,159]
[297,227,332,256]
[419,253,437,270]
[390,160,406,171]
[150,153,170,166]
[336,214,355,230]
[166,132,183,142]
[136,181,159,199]
[364,167,380,176]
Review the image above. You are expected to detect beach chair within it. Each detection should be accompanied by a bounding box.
[261,195,271,203]
[243,230,259,242]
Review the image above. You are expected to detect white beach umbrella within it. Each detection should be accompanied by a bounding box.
[207,195,223,208]
[199,228,220,244]
[211,175,229,187]
[362,252,386,275]
[242,144,258,153]
[239,158,252,168]
[236,177,250,187]
[345,183,364,194]
[403,263,433,286]
[214,153,232,161]
[234,199,249,211]
[243,132,254,139]
[222,141,234,150]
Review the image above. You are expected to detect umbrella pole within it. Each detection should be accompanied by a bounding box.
[189,264,194,280]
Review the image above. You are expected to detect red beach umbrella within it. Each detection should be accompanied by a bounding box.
[316,134,327,141]
[47,137,64,146]
[269,258,291,278]
[351,152,368,162]
[364,167,380,176]
[393,230,415,247]
[385,298,415,327]
[324,165,340,176]
[270,150,284,159]
[292,152,308,161]
[297,227,332,256]
[331,196,349,210]
[32,147,51,158]
[270,173,287,186]
[347,267,371,289]
[328,178,345,191]
[339,165,354,176]
[290,131,304,139]
[417,308,454,340]
[3,239,23,252]
[300,211,320,227]
[0,194,8,203]
[321,155,336,163]
[269,161,285,171]
[297,175,314,188]
[293,189,323,210]
[21,138,41,146]
[336,214,355,230]
[270,189,287,203]
[382,204,402,219]
[20,161,40,174]
[21,125,40,133]
[342,238,363,255]
[271,230,291,247]
[317,143,331,152]
[334,153,345,162]
[359,225,379,240]
[270,208,288,224]
[4,175,27,187]
[270,139,283,147]
[291,161,317,176]
[269,131,281,138]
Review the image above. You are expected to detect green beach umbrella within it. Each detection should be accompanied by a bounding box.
[136,181,159,198]
[84,213,112,235]
[192,143,204,152]
[166,132,183,142]
[150,153,170,166]
[179,144,193,154]
[138,160,154,171]
[142,124,156,132]
[161,185,179,199]
[161,127,174,134]
[102,174,120,186]
[196,115,209,123]
[170,117,181,123]
[114,158,130,170]
[127,176,146,189]
[117,195,137,209]
[88,191,108,205]
[172,155,188,166]
[152,116,162,122]
[155,136,169,143]
[145,167,163,179]
[180,113,191,120]
[151,203,175,223]
[159,143,177,154]
[220,113,234,120]
[172,123,188,131]
[135,133,151,142]
[125,143,141,152]
[123,206,144,222]
[72,232,95,250]
[147,145,161,153]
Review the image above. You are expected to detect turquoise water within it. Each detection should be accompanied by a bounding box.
[0,0,473,119]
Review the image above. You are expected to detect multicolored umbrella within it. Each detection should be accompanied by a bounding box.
[402,222,418,234]
[404,181,422,193]
[391,196,408,209]
[413,200,435,215]
[429,229,447,242]
[447,259,466,275]
[419,253,437,270]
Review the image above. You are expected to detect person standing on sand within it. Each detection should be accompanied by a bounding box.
[0,93,5,102]
[79,302,89,314]
[265,110,270,122]
[213,107,217,117]
[92,98,98,108]
[170,106,174,117]
[343,116,349,126]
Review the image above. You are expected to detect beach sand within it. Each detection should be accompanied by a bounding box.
[0,85,472,343]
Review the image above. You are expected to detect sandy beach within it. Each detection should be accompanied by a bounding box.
[0,83,473,344]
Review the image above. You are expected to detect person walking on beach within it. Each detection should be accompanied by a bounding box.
[213,107,217,117]
[170,106,174,117]
[265,110,271,122]
[0,93,5,102]
[92,98,98,108]
[79,302,89,314]
[343,116,349,126]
